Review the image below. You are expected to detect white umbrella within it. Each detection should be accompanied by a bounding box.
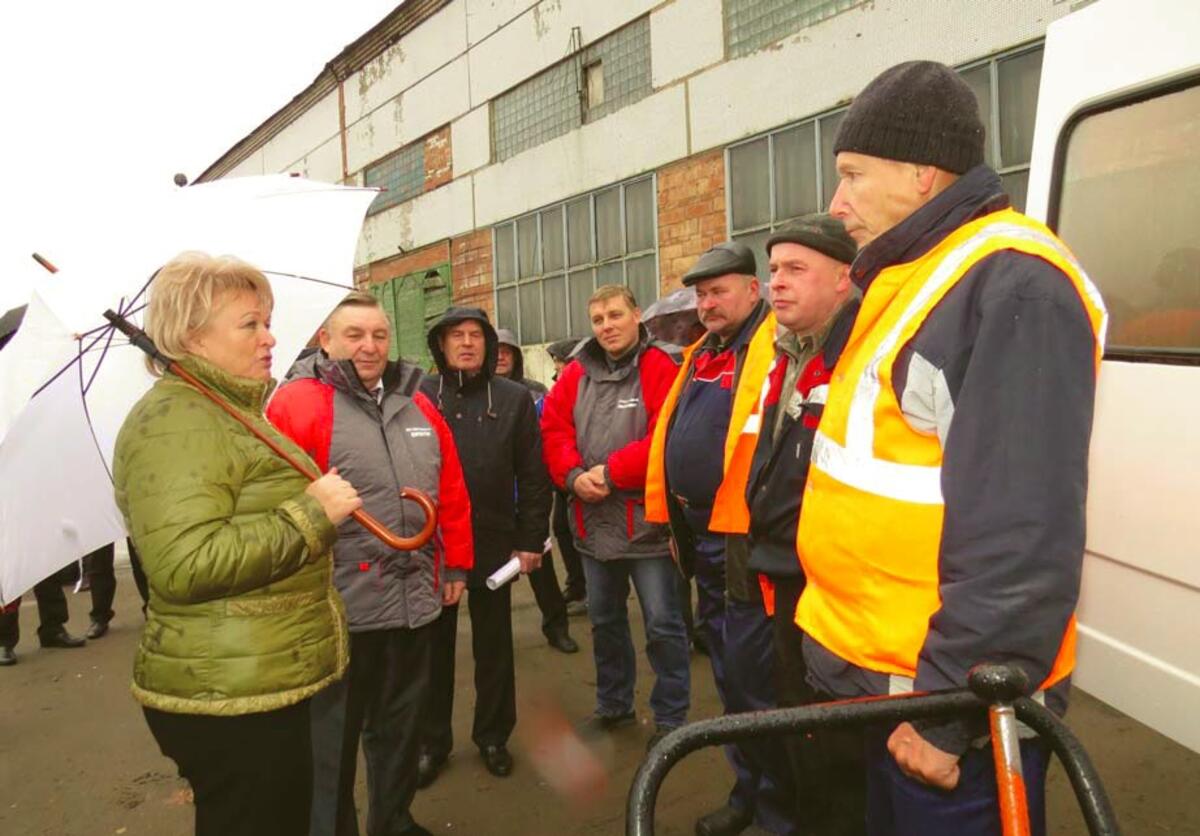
[0,175,379,605]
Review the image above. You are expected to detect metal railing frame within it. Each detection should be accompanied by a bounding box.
[626,665,1120,836]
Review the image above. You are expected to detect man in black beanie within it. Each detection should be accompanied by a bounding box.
[793,61,1107,834]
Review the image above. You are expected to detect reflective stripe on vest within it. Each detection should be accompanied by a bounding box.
[796,209,1106,689]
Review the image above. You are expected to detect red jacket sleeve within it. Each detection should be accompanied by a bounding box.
[539,360,586,489]
[413,392,474,573]
[266,379,333,472]
[607,347,680,491]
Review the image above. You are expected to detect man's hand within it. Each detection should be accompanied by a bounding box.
[573,470,610,503]
[515,550,543,574]
[442,580,465,606]
[887,722,960,790]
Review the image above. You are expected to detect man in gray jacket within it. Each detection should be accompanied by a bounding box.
[269,292,474,836]
[540,284,690,748]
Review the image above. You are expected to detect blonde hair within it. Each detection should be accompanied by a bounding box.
[588,283,638,311]
[143,251,273,375]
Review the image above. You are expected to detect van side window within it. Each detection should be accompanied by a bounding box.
[1057,82,1200,358]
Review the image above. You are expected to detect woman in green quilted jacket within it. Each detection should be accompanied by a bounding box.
[112,251,362,836]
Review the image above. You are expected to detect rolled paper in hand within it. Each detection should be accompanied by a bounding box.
[486,556,522,590]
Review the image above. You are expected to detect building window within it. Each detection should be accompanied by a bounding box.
[364,141,425,215]
[1056,80,1200,358]
[725,0,863,58]
[725,43,1047,275]
[959,44,1045,211]
[493,175,658,344]
[491,17,652,162]
[726,109,847,280]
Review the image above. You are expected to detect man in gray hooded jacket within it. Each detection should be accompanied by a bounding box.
[269,292,474,836]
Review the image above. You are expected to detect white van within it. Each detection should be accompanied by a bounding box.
[1026,0,1200,753]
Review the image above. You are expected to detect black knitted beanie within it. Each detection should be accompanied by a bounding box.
[833,61,985,174]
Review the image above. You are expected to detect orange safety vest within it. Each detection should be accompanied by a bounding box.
[795,209,1106,690]
[646,312,777,534]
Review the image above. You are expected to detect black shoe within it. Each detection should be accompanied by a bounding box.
[85,619,110,640]
[481,744,513,777]
[39,628,85,649]
[398,823,433,836]
[0,647,16,666]
[545,630,579,654]
[416,750,447,789]
[646,724,680,753]
[695,804,752,836]
[579,710,636,736]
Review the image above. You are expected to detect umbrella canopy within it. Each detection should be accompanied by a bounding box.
[0,175,378,604]
[0,305,26,350]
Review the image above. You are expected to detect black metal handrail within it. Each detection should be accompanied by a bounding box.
[625,667,1120,835]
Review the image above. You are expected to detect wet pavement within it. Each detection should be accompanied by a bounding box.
[0,564,1197,835]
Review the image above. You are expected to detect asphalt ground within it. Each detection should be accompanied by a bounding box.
[0,563,1197,835]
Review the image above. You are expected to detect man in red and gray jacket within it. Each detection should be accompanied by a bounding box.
[268,292,473,836]
[540,283,690,747]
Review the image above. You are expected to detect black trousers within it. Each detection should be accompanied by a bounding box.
[526,552,568,638]
[144,701,312,836]
[551,490,586,600]
[310,625,432,836]
[84,539,150,623]
[0,576,69,648]
[772,576,867,836]
[422,583,515,757]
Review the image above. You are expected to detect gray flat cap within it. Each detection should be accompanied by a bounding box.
[681,241,757,286]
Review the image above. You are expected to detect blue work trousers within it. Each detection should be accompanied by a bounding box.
[865,725,1050,836]
[582,553,690,728]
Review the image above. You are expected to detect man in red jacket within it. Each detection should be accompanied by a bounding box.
[540,284,689,747]
[268,292,473,836]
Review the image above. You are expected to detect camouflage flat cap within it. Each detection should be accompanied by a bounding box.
[766,213,857,265]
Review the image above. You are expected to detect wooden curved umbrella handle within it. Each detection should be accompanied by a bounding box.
[352,488,438,551]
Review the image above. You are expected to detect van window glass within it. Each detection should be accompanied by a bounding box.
[1057,83,1200,356]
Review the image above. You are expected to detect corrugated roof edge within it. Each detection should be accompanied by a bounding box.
[196,0,452,183]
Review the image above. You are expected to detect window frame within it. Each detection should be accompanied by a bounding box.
[363,139,425,216]
[1047,70,1200,366]
[956,40,1045,203]
[724,106,848,249]
[492,173,660,344]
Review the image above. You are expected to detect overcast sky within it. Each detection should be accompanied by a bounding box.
[0,1,403,312]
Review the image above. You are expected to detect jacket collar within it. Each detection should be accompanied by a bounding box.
[576,324,653,381]
[175,354,274,411]
[849,165,1010,293]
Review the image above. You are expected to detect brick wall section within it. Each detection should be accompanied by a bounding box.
[424,125,452,192]
[364,240,451,286]
[656,148,727,292]
[450,229,494,320]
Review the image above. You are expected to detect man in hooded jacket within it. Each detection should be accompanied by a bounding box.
[417,308,553,785]
[494,328,578,655]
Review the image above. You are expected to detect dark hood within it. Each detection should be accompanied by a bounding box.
[494,327,526,382]
[426,306,499,380]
